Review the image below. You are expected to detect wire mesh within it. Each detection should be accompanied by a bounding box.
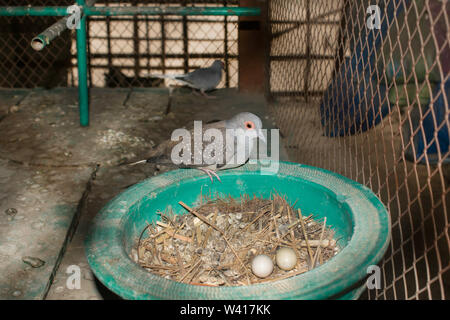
[267,0,449,299]
[82,0,239,88]
[0,0,73,88]
[0,0,448,300]
[0,0,239,89]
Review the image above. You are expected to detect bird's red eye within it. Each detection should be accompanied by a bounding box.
[244,121,255,130]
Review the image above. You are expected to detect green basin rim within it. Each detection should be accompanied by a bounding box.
[85,161,391,300]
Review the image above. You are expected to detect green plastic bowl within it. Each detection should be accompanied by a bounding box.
[85,161,390,299]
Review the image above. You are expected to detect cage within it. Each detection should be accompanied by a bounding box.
[0,0,448,300]
[267,0,449,300]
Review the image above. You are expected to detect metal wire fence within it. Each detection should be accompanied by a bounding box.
[0,0,73,88]
[0,0,448,300]
[0,0,239,89]
[267,0,449,299]
[83,0,239,88]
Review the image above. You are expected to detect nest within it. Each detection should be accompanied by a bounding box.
[134,192,339,286]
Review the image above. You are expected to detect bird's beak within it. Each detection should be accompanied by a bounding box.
[258,129,266,143]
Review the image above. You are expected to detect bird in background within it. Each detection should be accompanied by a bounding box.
[149,60,224,98]
[104,67,163,88]
[128,112,266,182]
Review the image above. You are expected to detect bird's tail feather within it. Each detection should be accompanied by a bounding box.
[125,155,173,166]
[144,74,186,80]
[145,155,169,164]
[141,74,196,88]
[126,159,147,166]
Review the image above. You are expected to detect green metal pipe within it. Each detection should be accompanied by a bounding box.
[0,6,68,16]
[2,2,260,126]
[84,6,260,16]
[31,0,97,51]
[31,16,70,51]
[76,0,89,127]
[0,6,260,17]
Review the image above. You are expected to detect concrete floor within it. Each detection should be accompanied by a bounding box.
[0,87,286,299]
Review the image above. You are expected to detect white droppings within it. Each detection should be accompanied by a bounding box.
[12,290,21,297]
[55,286,64,293]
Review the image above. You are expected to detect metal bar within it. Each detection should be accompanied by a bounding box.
[89,36,227,41]
[76,0,89,126]
[182,1,189,74]
[33,36,233,50]
[30,0,98,51]
[0,6,260,17]
[223,0,230,88]
[145,14,150,72]
[271,54,335,60]
[86,15,93,87]
[271,91,324,97]
[270,20,340,25]
[89,16,338,24]
[89,65,232,71]
[88,53,238,59]
[106,2,112,71]
[0,7,68,16]
[89,16,239,23]
[160,14,166,74]
[132,1,140,77]
[83,6,261,17]
[304,0,311,102]
[31,16,70,51]
[264,0,272,102]
[271,20,340,39]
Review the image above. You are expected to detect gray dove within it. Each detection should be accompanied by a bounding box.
[151,60,224,98]
[129,112,266,182]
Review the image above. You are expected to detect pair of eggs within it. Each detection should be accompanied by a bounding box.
[251,247,297,278]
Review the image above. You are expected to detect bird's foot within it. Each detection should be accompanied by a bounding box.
[195,89,216,99]
[202,92,217,99]
[192,89,216,99]
[199,168,222,183]
[192,89,202,97]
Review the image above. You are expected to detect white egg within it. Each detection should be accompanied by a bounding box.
[251,254,274,278]
[276,247,297,271]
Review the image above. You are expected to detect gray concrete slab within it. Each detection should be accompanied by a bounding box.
[0,88,155,167]
[0,88,96,300]
[0,159,92,299]
[46,164,158,300]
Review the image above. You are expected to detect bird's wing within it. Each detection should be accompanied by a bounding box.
[183,67,221,91]
[143,65,221,91]
[216,130,252,171]
[147,73,186,80]
[139,120,228,169]
[146,73,199,89]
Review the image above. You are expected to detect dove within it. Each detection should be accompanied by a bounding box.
[150,60,224,98]
[104,67,163,88]
[128,112,266,182]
